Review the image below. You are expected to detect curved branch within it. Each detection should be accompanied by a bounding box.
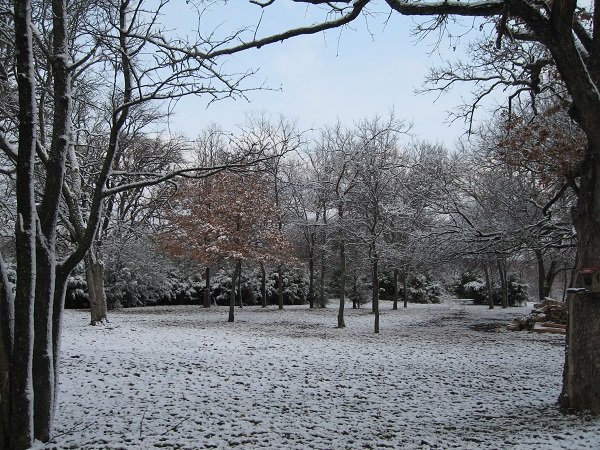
[385,0,504,17]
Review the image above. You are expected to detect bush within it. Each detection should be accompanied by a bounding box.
[268,268,309,305]
[376,271,442,304]
[348,274,369,308]
[62,264,310,310]
[453,271,528,306]
[65,272,88,309]
[405,273,442,304]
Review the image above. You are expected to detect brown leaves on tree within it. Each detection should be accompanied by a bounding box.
[158,172,294,267]
[496,102,585,185]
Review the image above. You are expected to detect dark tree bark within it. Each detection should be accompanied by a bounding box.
[204,267,210,308]
[403,271,408,308]
[260,262,267,308]
[319,205,327,309]
[372,257,380,334]
[32,246,55,442]
[535,249,547,301]
[351,273,358,309]
[229,260,241,323]
[337,240,346,328]
[278,265,283,310]
[544,261,558,299]
[319,255,326,308]
[308,248,315,309]
[0,253,14,449]
[563,291,600,414]
[85,255,108,325]
[11,0,39,446]
[535,249,558,301]
[31,0,73,439]
[560,143,600,413]
[238,263,243,308]
[484,264,494,310]
[496,257,508,309]
[51,266,69,415]
[393,268,399,310]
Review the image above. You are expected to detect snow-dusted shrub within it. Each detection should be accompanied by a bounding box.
[104,268,196,309]
[208,266,307,306]
[65,271,88,309]
[268,268,308,305]
[404,273,442,304]
[210,268,237,305]
[505,273,529,306]
[453,272,484,299]
[378,271,442,303]
[348,274,369,308]
[453,271,528,306]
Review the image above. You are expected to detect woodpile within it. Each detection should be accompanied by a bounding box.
[507,298,567,334]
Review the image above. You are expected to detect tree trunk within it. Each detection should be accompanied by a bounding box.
[12,0,39,445]
[319,253,326,308]
[544,260,558,299]
[560,149,600,413]
[403,271,408,308]
[535,249,546,302]
[562,292,600,413]
[484,264,494,310]
[0,253,14,450]
[535,249,559,301]
[562,268,570,302]
[319,204,327,309]
[85,255,108,325]
[204,267,210,308]
[260,262,267,308]
[228,260,241,323]
[393,268,399,310]
[351,273,357,309]
[278,265,284,310]
[238,263,243,308]
[308,250,314,309]
[337,240,346,328]
[373,258,380,334]
[33,245,55,442]
[496,258,508,309]
[51,267,68,420]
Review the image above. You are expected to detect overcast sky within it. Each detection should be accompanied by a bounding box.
[161,1,498,148]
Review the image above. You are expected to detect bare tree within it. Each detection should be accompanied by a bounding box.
[349,115,408,333]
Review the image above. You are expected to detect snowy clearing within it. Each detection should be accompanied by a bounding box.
[44,299,600,449]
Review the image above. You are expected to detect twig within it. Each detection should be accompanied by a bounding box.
[160,417,189,436]
[46,421,91,444]
[139,409,147,439]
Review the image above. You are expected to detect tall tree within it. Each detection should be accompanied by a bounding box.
[350,115,407,333]
[313,123,359,328]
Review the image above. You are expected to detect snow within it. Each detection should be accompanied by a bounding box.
[45,299,600,449]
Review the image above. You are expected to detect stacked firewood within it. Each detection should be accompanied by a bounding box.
[507,298,567,334]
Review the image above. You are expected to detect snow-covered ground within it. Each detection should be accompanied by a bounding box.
[45,299,600,449]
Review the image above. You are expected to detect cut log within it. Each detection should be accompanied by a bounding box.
[540,322,566,329]
[532,322,566,334]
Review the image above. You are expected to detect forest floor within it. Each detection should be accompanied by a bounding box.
[43,298,600,449]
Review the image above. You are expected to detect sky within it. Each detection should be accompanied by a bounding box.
[161,1,499,148]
